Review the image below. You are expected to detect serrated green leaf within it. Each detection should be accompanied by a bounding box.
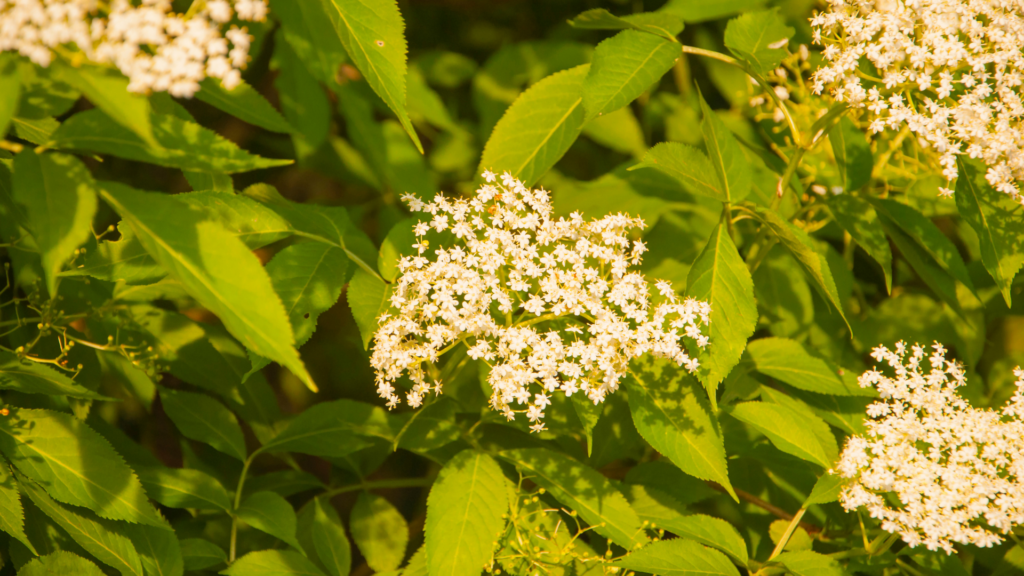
[626,358,735,499]
[0,349,109,399]
[828,117,872,193]
[135,465,232,512]
[237,491,301,550]
[873,198,974,291]
[180,539,227,571]
[126,523,184,576]
[61,225,164,285]
[19,551,106,576]
[583,30,679,121]
[500,447,647,549]
[260,399,389,457]
[479,64,589,187]
[660,0,766,23]
[775,550,848,576]
[12,151,98,295]
[53,64,157,147]
[19,477,145,576]
[0,462,35,554]
[426,450,510,576]
[955,157,1024,306]
[160,388,247,461]
[746,338,867,396]
[568,9,684,39]
[269,0,347,85]
[805,473,846,505]
[350,492,408,573]
[183,170,233,192]
[828,195,892,293]
[222,549,326,576]
[196,78,293,134]
[624,461,718,506]
[99,182,315,391]
[347,267,395,350]
[320,0,422,152]
[50,109,291,173]
[0,408,166,528]
[0,55,20,137]
[878,213,964,314]
[728,401,837,468]
[723,9,794,75]
[297,498,352,576]
[686,223,757,398]
[698,90,750,202]
[662,514,749,566]
[616,538,740,576]
[175,191,292,250]
[634,142,726,201]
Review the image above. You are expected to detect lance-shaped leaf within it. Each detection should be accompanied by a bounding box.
[723,9,794,75]
[160,388,247,462]
[320,0,422,152]
[479,64,589,187]
[698,90,750,202]
[0,462,35,554]
[805,473,846,505]
[872,198,974,291]
[583,30,680,121]
[180,539,227,572]
[686,223,757,398]
[626,357,735,499]
[0,349,110,399]
[259,399,390,457]
[746,338,869,396]
[175,191,293,250]
[728,401,837,468]
[955,157,1024,306]
[828,195,891,293]
[877,212,964,314]
[196,78,293,134]
[19,551,106,576]
[0,408,166,528]
[274,37,331,154]
[500,447,648,549]
[297,498,352,576]
[828,116,872,193]
[660,0,767,23]
[661,514,749,566]
[775,550,847,576]
[633,142,726,201]
[350,492,408,573]
[223,550,326,576]
[568,8,684,40]
[237,491,301,550]
[269,0,346,86]
[347,268,394,350]
[426,450,510,576]
[53,64,157,148]
[135,465,232,512]
[616,538,740,576]
[12,151,98,295]
[126,524,184,576]
[98,182,315,391]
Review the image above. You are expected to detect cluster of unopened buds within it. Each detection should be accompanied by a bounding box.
[0,0,268,97]
[835,342,1024,553]
[369,172,711,432]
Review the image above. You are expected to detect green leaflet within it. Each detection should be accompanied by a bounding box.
[686,223,758,399]
[872,198,974,291]
[876,212,964,315]
[568,8,684,40]
[347,267,395,350]
[237,491,301,550]
[746,337,868,396]
[723,9,795,75]
[775,550,848,576]
[0,54,20,137]
[634,142,727,201]
[135,465,232,512]
[425,450,510,576]
[350,492,409,573]
[159,388,247,461]
[955,157,1024,306]
[336,82,389,188]
[196,78,293,134]
[259,399,389,457]
[222,549,327,576]
[582,30,680,121]
[624,460,718,506]
[12,116,58,144]
[320,0,422,152]
[269,0,348,85]
[828,116,873,193]
[828,195,892,293]
[728,401,838,468]
[0,462,35,554]
[297,498,352,576]
[0,408,166,528]
[660,0,766,23]
[12,151,98,296]
[626,357,735,499]
[126,523,184,576]
[500,447,648,549]
[19,551,106,576]
[581,106,648,159]
[805,473,846,505]
[659,514,749,566]
[698,89,751,202]
[615,538,740,576]
[52,63,157,147]
[175,190,293,250]
[99,182,315,392]
[479,64,589,187]
[274,36,332,154]
[0,349,110,399]
[49,109,292,173]
[245,470,326,499]
[61,225,165,286]
[180,539,227,571]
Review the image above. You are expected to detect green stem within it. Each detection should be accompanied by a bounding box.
[768,507,807,562]
[228,452,259,564]
[320,477,435,500]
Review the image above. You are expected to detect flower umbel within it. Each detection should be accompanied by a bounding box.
[370,172,711,431]
[835,342,1024,553]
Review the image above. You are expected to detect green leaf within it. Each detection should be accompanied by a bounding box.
[12,151,98,295]
[350,492,409,573]
[0,349,110,399]
[175,191,293,250]
[260,399,389,457]
[828,117,872,192]
[273,36,331,154]
[582,30,679,121]
[126,523,184,576]
[624,461,718,506]
[634,142,727,201]
[135,465,232,512]
[12,116,58,144]
[746,338,867,396]
[660,0,766,23]
[62,225,164,285]
[184,170,233,193]
[426,450,510,576]
[297,498,352,576]
[626,357,735,499]
[269,0,348,85]
[0,55,20,137]
[568,9,684,39]
[698,90,750,202]
[500,447,647,549]
[877,213,964,314]
[0,462,35,554]
[805,473,846,505]
[828,195,892,293]
[53,64,157,147]
[775,550,848,576]
[873,198,974,291]
[661,514,749,566]
[723,9,794,75]
[50,109,292,173]
[955,157,1024,306]
[246,470,326,499]
[320,0,422,152]
[347,267,395,350]
[237,491,301,550]
[616,538,740,576]
[479,64,589,187]
[222,549,326,576]
[19,551,106,576]
[728,401,837,468]
[19,478,145,576]
[181,538,227,571]
[160,388,247,461]
[196,78,293,134]
[99,182,315,391]
[686,223,757,398]
[0,408,166,528]
[580,106,648,159]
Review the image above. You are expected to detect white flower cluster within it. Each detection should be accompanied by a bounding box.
[835,342,1024,553]
[0,0,267,97]
[370,172,711,432]
[811,0,1024,202]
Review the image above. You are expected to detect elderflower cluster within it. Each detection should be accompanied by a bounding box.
[811,0,1024,202]
[370,172,711,432]
[0,0,267,97]
[835,342,1024,553]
